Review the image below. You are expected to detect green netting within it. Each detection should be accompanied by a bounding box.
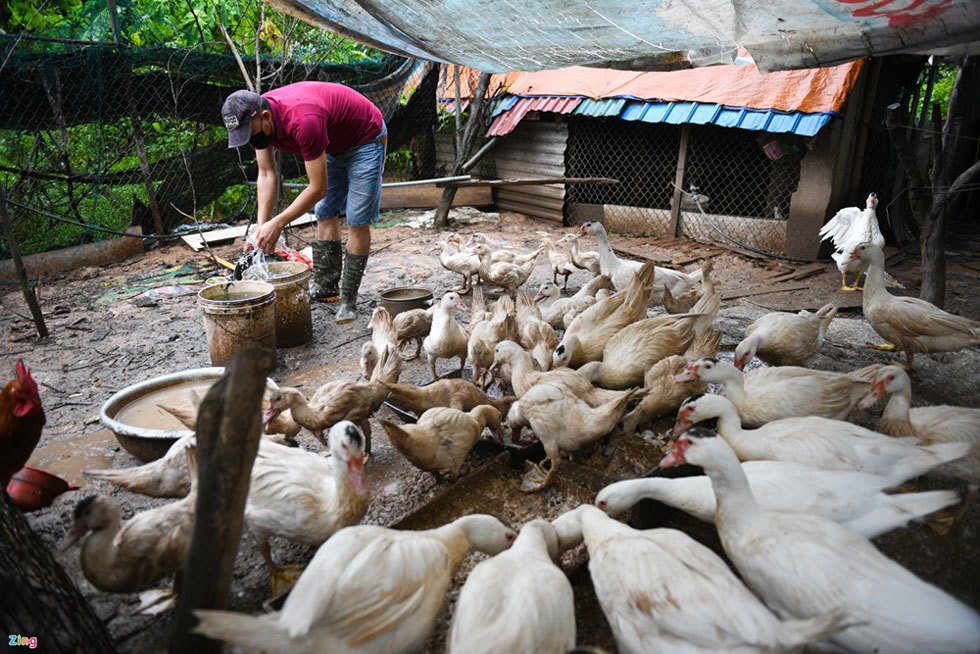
[0,11,438,258]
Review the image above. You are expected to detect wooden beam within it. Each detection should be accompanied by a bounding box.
[0,193,47,337]
[762,262,827,284]
[437,176,618,188]
[170,345,276,654]
[668,124,690,237]
[721,281,813,300]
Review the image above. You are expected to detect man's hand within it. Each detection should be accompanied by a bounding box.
[253,218,283,254]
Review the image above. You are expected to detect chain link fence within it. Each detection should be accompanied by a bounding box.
[0,23,436,260]
[565,116,803,255]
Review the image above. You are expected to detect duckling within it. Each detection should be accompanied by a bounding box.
[734,301,838,370]
[569,290,719,389]
[467,293,518,387]
[537,232,578,288]
[267,375,390,457]
[380,378,515,415]
[194,515,517,653]
[515,381,637,492]
[844,242,980,369]
[382,405,501,478]
[556,260,657,367]
[360,306,401,381]
[449,519,574,653]
[246,422,369,594]
[423,291,469,381]
[660,258,712,314]
[535,275,613,331]
[437,239,481,294]
[620,330,720,436]
[472,243,537,297]
[469,233,544,266]
[393,304,435,360]
[568,232,601,276]
[516,291,559,371]
[61,446,197,604]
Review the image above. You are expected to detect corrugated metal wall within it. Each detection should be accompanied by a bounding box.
[491,120,567,223]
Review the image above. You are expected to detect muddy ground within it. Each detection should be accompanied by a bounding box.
[2,207,979,652]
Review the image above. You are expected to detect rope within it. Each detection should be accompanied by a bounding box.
[672,182,813,263]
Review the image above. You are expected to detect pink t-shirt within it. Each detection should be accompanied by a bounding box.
[262,81,383,161]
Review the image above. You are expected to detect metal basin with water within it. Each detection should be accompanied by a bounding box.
[100,367,279,461]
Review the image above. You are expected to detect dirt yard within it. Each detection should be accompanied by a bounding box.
[3,207,979,652]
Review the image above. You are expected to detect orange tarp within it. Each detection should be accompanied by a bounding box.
[445,58,865,114]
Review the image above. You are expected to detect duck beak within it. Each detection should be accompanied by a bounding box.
[577,224,587,236]
[859,380,886,410]
[659,447,686,468]
[347,455,369,497]
[59,520,88,553]
[263,406,281,430]
[672,367,698,383]
[733,355,747,371]
[671,418,693,438]
[533,291,545,302]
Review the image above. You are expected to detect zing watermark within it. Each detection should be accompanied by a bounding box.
[8,635,38,649]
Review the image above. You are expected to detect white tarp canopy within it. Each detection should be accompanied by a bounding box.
[267,0,980,72]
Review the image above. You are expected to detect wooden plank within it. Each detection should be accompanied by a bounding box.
[438,176,618,188]
[722,281,813,300]
[754,266,795,281]
[672,250,726,266]
[763,262,827,284]
[180,186,492,251]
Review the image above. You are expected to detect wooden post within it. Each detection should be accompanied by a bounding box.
[106,0,165,235]
[434,72,491,229]
[0,192,47,337]
[170,344,276,654]
[668,124,690,237]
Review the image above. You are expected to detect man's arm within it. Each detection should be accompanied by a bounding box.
[252,153,328,254]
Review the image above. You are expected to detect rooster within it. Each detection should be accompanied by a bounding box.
[1,360,46,487]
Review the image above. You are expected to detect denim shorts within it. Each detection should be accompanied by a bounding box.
[314,124,387,227]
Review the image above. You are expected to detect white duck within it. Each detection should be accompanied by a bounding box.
[844,242,980,369]
[193,515,516,653]
[515,291,559,371]
[448,519,574,654]
[437,239,481,294]
[85,433,196,498]
[660,429,980,654]
[60,447,197,597]
[534,275,612,331]
[579,220,702,304]
[472,243,537,296]
[673,393,970,485]
[595,462,957,539]
[861,364,980,520]
[467,292,517,388]
[245,422,370,594]
[734,301,838,369]
[551,504,846,654]
[673,357,880,426]
[422,291,469,380]
[819,192,883,290]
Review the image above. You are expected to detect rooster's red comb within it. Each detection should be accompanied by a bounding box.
[15,359,39,396]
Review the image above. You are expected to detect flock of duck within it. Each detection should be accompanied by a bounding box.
[61,219,980,652]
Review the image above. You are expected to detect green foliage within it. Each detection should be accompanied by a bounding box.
[385,146,415,181]
[913,62,957,120]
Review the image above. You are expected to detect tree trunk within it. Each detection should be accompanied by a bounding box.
[433,71,491,229]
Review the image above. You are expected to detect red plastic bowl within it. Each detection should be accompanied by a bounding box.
[5,466,78,512]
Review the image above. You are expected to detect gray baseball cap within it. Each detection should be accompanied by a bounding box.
[221,90,264,148]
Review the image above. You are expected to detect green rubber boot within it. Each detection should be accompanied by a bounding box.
[335,249,369,324]
[310,239,342,301]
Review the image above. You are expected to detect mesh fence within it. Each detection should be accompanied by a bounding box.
[0,18,437,259]
[0,489,117,653]
[565,116,804,255]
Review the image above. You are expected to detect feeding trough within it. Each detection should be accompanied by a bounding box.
[380,286,433,317]
[100,367,280,461]
[6,466,78,511]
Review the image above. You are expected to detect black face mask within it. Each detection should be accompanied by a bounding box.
[249,124,273,150]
